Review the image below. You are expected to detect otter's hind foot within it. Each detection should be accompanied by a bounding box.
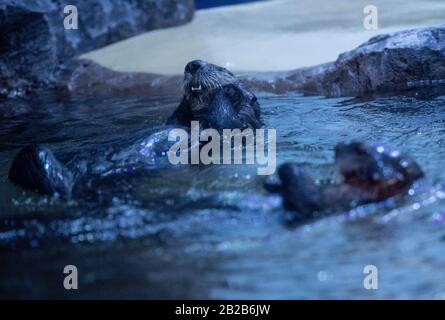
[8,146,74,197]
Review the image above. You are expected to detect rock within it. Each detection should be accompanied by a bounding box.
[240,71,300,94]
[57,59,183,97]
[288,25,445,97]
[243,25,445,97]
[0,0,194,97]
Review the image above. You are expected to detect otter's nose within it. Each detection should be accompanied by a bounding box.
[185,60,206,74]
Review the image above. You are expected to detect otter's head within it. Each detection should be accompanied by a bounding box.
[182,60,237,100]
[335,141,423,186]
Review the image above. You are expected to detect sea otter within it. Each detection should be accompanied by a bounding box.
[8,60,262,197]
[167,60,261,130]
[266,141,424,222]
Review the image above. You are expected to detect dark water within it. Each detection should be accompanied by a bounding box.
[1,88,445,299]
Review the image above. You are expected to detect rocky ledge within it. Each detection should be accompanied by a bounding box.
[61,25,445,99]
[245,25,445,97]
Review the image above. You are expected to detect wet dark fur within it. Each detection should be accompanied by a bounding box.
[8,61,261,197]
[167,60,261,130]
[266,141,424,223]
[8,146,74,196]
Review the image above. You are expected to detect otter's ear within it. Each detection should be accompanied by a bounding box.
[208,89,243,130]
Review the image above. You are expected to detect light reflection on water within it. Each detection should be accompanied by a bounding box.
[0,89,445,299]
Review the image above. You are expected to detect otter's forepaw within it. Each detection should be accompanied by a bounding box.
[208,89,243,130]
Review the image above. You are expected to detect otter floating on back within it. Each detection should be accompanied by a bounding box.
[8,60,262,197]
[266,141,424,223]
[167,60,261,130]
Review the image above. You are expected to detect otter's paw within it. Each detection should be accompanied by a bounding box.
[8,146,74,197]
[208,89,243,130]
[274,163,323,220]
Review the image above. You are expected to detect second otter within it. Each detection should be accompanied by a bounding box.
[266,141,424,223]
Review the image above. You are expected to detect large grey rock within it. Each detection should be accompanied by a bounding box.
[292,25,445,96]
[0,0,194,97]
[244,25,445,97]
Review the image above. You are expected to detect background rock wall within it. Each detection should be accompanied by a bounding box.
[0,0,194,97]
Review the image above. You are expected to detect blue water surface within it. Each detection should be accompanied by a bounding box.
[0,87,445,299]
